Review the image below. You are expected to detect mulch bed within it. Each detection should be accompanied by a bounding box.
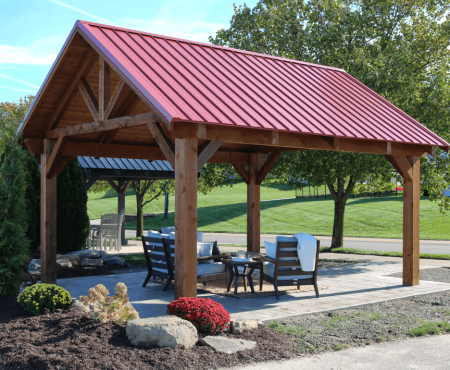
[0,295,295,370]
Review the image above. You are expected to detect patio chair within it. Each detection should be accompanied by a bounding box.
[141,235,171,287]
[261,236,320,300]
[162,238,230,291]
[88,213,124,251]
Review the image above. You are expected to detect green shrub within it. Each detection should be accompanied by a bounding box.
[57,158,90,253]
[0,133,30,296]
[17,283,72,316]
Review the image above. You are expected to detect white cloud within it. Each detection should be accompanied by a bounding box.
[0,72,40,89]
[0,66,26,71]
[0,85,37,93]
[119,18,224,43]
[49,0,117,25]
[0,35,63,65]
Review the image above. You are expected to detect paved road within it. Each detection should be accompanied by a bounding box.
[124,230,450,255]
[231,334,450,370]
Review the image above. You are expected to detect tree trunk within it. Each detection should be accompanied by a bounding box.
[331,198,346,248]
[327,178,356,248]
[136,193,144,238]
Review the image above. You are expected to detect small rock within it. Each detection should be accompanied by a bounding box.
[65,249,106,259]
[126,316,198,349]
[27,259,41,275]
[72,299,90,314]
[199,336,256,354]
[230,320,262,334]
[80,259,103,267]
[102,255,125,266]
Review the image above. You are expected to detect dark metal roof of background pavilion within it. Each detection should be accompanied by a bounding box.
[78,157,173,178]
[73,20,449,149]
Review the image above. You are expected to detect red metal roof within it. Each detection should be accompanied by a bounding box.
[74,20,448,148]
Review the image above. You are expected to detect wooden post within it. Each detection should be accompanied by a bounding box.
[41,139,57,284]
[175,138,198,299]
[247,153,260,253]
[403,156,420,286]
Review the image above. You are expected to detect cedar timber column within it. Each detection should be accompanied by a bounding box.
[41,139,57,284]
[403,156,420,286]
[174,138,198,299]
[247,153,261,253]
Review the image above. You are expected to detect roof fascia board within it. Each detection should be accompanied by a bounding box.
[79,20,345,73]
[76,21,174,128]
[18,22,79,135]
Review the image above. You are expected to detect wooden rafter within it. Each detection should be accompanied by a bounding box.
[44,49,98,132]
[46,112,156,139]
[104,79,125,121]
[78,78,99,121]
[99,58,110,121]
[197,140,223,171]
[147,121,175,168]
[170,122,429,157]
[46,136,68,179]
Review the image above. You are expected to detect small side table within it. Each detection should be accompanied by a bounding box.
[223,259,263,295]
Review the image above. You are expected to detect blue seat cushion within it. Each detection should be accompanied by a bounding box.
[263,262,312,280]
[197,262,225,276]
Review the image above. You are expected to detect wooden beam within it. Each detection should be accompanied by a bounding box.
[46,112,156,139]
[78,78,100,122]
[46,136,67,179]
[385,155,413,181]
[53,156,75,177]
[41,139,57,284]
[174,137,198,299]
[171,122,428,157]
[207,151,268,166]
[104,79,125,120]
[99,58,110,121]
[197,140,223,171]
[147,121,175,168]
[247,153,261,253]
[99,129,120,145]
[107,179,120,193]
[233,164,250,184]
[421,145,436,157]
[403,156,421,286]
[44,49,97,131]
[256,152,281,185]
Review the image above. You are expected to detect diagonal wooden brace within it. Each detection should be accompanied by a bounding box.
[147,121,175,168]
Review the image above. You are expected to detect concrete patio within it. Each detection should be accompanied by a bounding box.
[58,261,450,322]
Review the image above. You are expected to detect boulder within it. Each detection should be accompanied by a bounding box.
[199,336,256,354]
[102,255,125,266]
[80,258,103,267]
[126,316,198,349]
[56,256,73,268]
[65,249,106,259]
[230,319,262,335]
[27,259,41,275]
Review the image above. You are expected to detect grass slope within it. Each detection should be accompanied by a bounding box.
[88,183,450,240]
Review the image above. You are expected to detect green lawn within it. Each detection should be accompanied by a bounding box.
[87,183,450,240]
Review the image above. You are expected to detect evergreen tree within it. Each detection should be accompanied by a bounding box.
[57,158,90,253]
[24,153,40,251]
[0,132,30,296]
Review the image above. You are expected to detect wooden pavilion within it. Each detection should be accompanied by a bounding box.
[20,20,450,299]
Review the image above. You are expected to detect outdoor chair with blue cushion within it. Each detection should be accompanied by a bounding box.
[162,238,230,291]
[262,234,320,300]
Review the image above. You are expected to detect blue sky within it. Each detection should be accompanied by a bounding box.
[0,0,258,102]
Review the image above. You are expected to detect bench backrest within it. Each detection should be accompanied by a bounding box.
[274,240,320,280]
[142,236,170,277]
[100,213,123,239]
